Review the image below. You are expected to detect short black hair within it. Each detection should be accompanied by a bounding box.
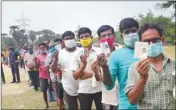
[139,23,163,41]
[78,27,92,38]
[39,43,47,47]
[97,25,115,37]
[119,18,139,33]
[54,38,62,42]
[62,31,75,39]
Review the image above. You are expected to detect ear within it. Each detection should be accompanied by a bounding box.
[161,37,164,45]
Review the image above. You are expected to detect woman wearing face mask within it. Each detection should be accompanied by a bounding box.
[97,18,140,110]
[50,31,81,110]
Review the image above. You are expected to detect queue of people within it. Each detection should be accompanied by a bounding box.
[1,17,175,110]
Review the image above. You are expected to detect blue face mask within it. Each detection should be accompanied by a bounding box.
[123,33,139,48]
[49,47,56,55]
[147,42,163,57]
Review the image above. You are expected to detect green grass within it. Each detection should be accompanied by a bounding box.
[2,46,175,109]
[163,45,175,61]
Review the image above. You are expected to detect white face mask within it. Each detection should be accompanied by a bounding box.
[55,44,62,51]
[64,39,76,48]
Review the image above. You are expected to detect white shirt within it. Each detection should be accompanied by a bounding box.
[71,46,102,94]
[101,44,121,105]
[58,47,81,96]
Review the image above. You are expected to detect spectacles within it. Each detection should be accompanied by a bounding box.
[143,37,161,44]
[123,28,138,35]
[101,33,113,38]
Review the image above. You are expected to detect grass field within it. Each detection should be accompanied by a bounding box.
[2,46,175,109]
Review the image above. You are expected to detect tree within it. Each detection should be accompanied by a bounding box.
[2,36,18,50]
[9,25,29,48]
[137,11,175,45]
[156,1,176,19]
[28,30,37,43]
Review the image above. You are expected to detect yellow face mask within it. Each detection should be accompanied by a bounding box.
[80,37,92,47]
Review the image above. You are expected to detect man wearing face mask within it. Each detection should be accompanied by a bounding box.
[71,27,102,110]
[24,45,39,91]
[36,43,50,109]
[97,18,139,110]
[8,44,21,83]
[125,23,175,109]
[91,25,122,110]
[51,31,81,110]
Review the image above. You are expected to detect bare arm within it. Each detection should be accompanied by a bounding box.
[127,77,148,105]
[73,64,86,80]
[102,65,113,86]
[126,59,150,104]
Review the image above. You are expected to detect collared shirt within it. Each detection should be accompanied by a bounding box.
[125,54,176,109]
[100,44,121,105]
[104,46,138,109]
[71,46,102,94]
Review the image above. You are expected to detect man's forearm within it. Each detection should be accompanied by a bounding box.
[127,77,148,105]
[50,60,58,73]
[80,72,93,80]
[102,66,113,87]
[73,65,86,80]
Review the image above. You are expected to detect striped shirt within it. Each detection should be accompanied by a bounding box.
[125,54,176,109]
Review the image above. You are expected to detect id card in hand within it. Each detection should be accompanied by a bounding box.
[83,48,89,56]
[134,42,148,59]
[100,42,111,56]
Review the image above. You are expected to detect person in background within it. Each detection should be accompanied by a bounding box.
[8,44,21,83]
[54,38,63,51]
[24,45,39,91]
[100,18,140,109]
[44,40,50,51]
[36,43,50,109]
[46,41,64,109]
[125,23,176,109]
[91,25,122,110]
[20,44,31,85]
[1,53,6,84]
[71,27,103,110]
[2,49,9,65]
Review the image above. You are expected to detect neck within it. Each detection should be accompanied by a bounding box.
[87,45,92,50]
[125,45,134,50]
[110,45,115,52]
[65,46,76,52]
[148,54,163,63]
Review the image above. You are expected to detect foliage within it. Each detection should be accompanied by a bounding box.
[34,29,61,46]
[2,35,18,50]
[156,1,176,19]
[136,11,175,45]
